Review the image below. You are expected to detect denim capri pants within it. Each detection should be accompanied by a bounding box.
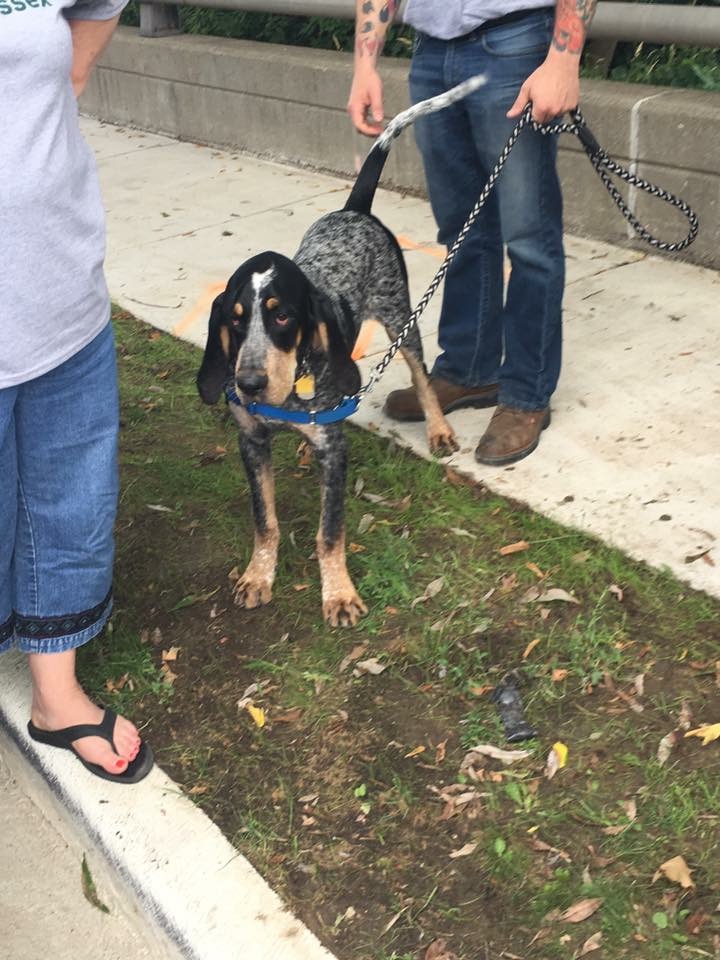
[0,324,119,654]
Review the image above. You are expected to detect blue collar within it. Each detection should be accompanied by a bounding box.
[225,388,359,425]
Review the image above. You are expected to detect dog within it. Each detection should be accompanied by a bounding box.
[197,76,485,626]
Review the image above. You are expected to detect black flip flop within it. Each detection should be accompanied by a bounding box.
[27,707,154,784]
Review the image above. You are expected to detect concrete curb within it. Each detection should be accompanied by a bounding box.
[0,650,337,960]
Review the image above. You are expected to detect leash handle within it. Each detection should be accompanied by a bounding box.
[559,107,699,253]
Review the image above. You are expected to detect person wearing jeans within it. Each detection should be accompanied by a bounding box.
[348,0,597,465]
[1,0,153,782]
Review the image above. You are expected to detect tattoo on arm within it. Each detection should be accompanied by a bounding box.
[552,0,597,55]
[355,0,398,59]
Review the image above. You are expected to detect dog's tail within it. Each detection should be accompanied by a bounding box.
[343,73,486,216]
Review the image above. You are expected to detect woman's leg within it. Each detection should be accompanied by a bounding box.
[14,323,143,776]
[0,386,18,654]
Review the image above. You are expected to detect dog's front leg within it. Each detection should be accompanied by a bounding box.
[234,432,279,609]
[308,426,368,628]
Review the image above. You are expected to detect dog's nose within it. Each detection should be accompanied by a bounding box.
[236,370,268,396]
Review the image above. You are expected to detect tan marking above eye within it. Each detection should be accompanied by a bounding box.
[233,303,244,317]
[265,297,279,310]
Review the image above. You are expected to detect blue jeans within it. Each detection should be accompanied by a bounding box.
[0,323,119,654]
[409,8,565,410]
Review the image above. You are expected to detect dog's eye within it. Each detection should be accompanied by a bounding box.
[275,313,290,326]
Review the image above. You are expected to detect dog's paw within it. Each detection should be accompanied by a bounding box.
[233,575,273,609]
[428,424,459,456]
[323,592,368,628]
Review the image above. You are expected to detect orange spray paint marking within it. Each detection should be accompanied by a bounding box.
[173,282,226,338]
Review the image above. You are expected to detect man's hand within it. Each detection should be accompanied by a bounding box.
[348,0,397,136]
[506,49,580,122]
[508,0,596,122]
[347,64,385,136]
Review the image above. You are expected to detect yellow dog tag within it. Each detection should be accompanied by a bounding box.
[294,373,316,401]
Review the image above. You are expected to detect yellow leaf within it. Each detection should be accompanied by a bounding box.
[684,722,720,746]
[553,742,568,768]
[653,855,694,888]
[404,745,426,759]
[246,703,266,728]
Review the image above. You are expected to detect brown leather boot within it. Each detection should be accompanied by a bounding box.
[384,376,499,422]
[475,405,551,466]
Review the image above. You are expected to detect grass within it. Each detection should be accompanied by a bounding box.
[77,307,720,960]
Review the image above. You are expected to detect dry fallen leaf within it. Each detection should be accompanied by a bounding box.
[357,513,374,534]
[435,739,447,764]
[559,897,603,923]
[273,707,303,724]
[339,643,367,673]
[499,539,530,556]
[404,745,426,759]
[425,940,458,960]
[523,637,542,660]
[552,668,569,682]
[161,645,180,662]
[686,910,709,935]
[160,663,177,686]
[623,798,638,822]
[449,841,477,859]
[463,743,532,765]
[678,701,693,730]
[657,730,680,765]
[545,742,568,780]
[411,576,445,608]
[685,723,720,746]
[576,931,603,956]
[539,587,580,604]
[653,855,694,888]
[354,657,388,676]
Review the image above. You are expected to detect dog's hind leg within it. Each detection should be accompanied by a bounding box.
[398,345,459,455]
[234,432,280,609]
[303,425,368,627]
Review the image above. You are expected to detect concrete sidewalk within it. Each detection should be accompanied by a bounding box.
[90,116,719,598]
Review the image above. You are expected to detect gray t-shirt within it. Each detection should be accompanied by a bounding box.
[403,0,552,40]
[0,0,127,388]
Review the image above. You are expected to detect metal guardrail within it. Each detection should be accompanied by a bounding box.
[138,0,720,49]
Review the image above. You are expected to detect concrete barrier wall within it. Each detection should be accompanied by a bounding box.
[83,27,720,269]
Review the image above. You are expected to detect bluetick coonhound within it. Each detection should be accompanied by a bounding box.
[197,77,485,626]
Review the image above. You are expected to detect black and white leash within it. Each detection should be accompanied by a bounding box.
[358,103,699,402]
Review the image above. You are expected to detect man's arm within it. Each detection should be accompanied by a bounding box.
[347,0,399,136]
[507,0,598,122]
[68,16,120,98]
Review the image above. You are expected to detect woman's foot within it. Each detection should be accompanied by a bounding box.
[29,651,141,776]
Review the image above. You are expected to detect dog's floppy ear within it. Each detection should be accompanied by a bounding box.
[197,294,232,404]
[309,288,361,397]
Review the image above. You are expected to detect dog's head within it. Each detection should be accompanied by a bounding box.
[196,252,361,407]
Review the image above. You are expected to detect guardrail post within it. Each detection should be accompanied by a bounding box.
[139,2,182,37]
